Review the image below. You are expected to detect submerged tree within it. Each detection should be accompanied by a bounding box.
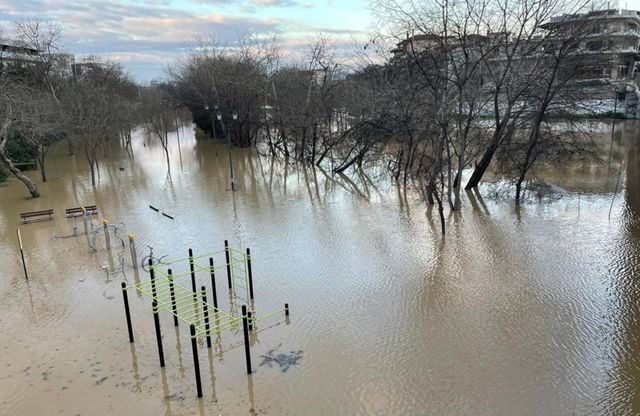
[61,58,136,186]
[0,84,41,197]
[0,19,68,197]
[140,87,174,175]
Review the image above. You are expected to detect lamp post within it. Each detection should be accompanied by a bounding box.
[175,103,183,168]
[612,86,619,135]
[608,86,620,168]
[205,105,219,156]
[217,111,236,191]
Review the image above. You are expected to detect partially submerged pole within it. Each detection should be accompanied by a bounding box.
[224,240,232,289]
[103,220,111,250]
[189,248,196,296]
[168,269,178,327]
[246,248,254,300]
[190,324,203,398]
[81,207,89,235]
[16,229,28,280]
[149,258,156,299]
[201,286,212,348]
[241,305,252,374]
[129,234,138,269]
[209,257,218,309]
[121,282,134,342]
[152,300,165,367]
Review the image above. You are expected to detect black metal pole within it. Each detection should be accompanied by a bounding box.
[247,310,253,331]
[190,324,203,398]
[168,269,178,327]
[152,300,165,367]
[612,100,618,136]
[149,258,156,299]
[211,108,216,140]
[241,305,252,374]
[121,282,134,342]
[246,248,254,300]
[209,257,218,309]
[189,248,196,297]
[19,248,28,280]
[228,119,235,191]
[224,240,232,289]
[201,286,211,348]
[17,229,28,280]
[284,303,289,316]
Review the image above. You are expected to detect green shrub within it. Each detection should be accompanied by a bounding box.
[6,137,35,163]
[0,165,7,184]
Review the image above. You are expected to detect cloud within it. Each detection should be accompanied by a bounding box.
[0,0,367,81]
[250,0,301,6]
[192,0,304,6]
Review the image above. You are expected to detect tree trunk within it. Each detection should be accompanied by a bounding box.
[315,145,330,167]
[464,128,502,190]
[0,127,40,198]
[432,187,446,235]
[427,132,445,206]
[165,147,171,176]
[300,126,307,161]
[0,145,40,198]
[89,159,96,186]
[163,131,171,176]
[311,122,317,164]
[515,177,524,204]
[37,145,48,182]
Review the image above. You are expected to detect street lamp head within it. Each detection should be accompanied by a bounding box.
[216,112,222,121]
[204,105,209,110]
[232,112,237,121]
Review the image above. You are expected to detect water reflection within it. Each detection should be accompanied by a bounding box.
[0,121,639,415]
[206,349,217,401]
[129,344,141,393]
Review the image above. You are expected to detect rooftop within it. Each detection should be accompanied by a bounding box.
[548,9,640,24]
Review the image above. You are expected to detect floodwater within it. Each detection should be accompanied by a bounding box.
[0,120,639,416]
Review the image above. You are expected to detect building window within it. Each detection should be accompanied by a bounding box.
[586,40,603,51]
[619,65,628,78]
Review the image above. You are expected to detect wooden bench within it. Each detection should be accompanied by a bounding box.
[14,160,36,171]
[20,209,54,223]
[65,205,98,218]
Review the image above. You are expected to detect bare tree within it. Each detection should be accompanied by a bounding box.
[140,87,174,175]
[14,88,62,182]
[61,58,133,186]
[14,19,67,103]
[0,83,40,197]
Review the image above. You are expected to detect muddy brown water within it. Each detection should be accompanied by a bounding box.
[0,121,639,415]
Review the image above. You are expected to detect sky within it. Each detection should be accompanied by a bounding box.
[2,0,640,82]
[0,0,374,82]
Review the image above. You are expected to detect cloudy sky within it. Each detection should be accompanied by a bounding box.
[0,0,373,82]
[1,0,640,82]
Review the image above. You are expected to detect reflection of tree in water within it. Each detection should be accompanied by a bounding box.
[624,133,640,222]
[259,345,303,373]
[607,124,640,415]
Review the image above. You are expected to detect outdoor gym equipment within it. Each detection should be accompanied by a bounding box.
[120,240,290,399]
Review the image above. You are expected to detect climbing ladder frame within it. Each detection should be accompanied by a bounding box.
[120,240,290,399]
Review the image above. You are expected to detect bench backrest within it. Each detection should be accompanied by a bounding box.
[65,206,97,214]
[20,209,54,217]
